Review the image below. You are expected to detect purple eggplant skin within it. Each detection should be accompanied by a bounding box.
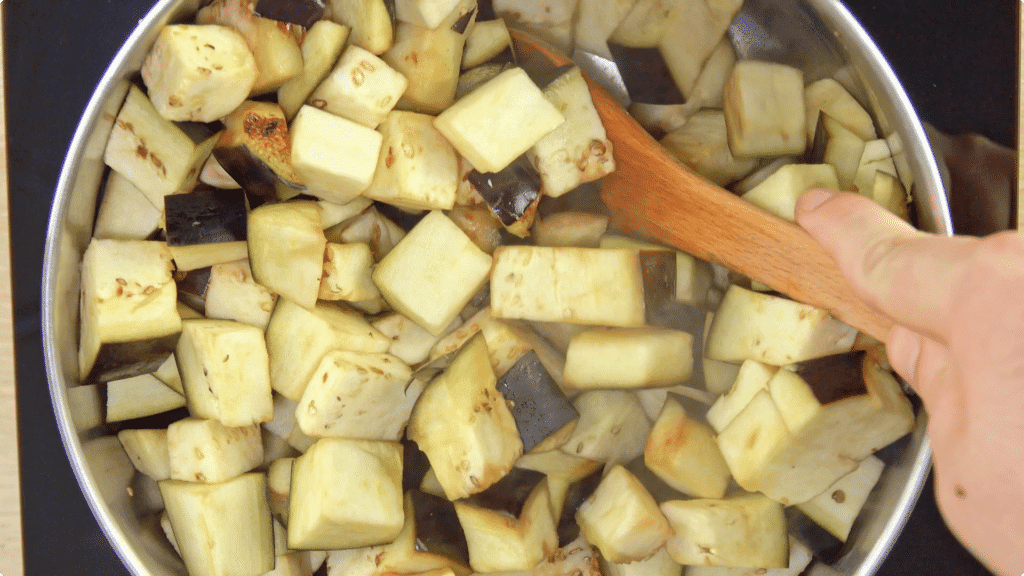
[807,110,832,164]
[791,350,868,406]
[402,436,431,492]
[212,146,280,201]
[608,43,686,104]
[85,333,181,383]
[639,250,676,324]
[468,154,542,230]
[786,506,845,564]
[255,0,325,28]
[461,467,547,517]
[409,490,471,565]
[174,266,212,314]
[450,7,477,34]
[556,465,603,546]
[164,188,248,247]
[496,351,579,453]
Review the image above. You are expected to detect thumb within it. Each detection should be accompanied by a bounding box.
[795,189,976,341]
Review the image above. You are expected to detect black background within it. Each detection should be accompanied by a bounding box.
[4,0,1013,574]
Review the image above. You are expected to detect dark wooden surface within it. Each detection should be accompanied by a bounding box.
[4,0,1012,574]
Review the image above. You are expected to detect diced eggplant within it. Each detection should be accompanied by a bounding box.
[808,111,866,191]
[290,105,383,203]
[491,246,645,327]
[197,0,304,95]
[263,394,317,453]
[402,437,432,492]
[446,203,506,254]
[204,259,278,330]
[556,465,603,546]
[706,359,778,433]
[247,200,327,309]
[686,38,737,110]
[468,154,543,237]
[657,0,741,99]
[564,327,694,390]
[574,0,635,59]
[684,538,813,576]
[740,164,840,223]
[324,206,407,260]
[318,242,379,302]
[94,171,163,241]
[661,494,789,568]
[117,428,171,481]
[607,0,673,48]
[660,110,760,187]
[461,18,511,69]
[496,351,579,453]
[602,548,682,576]
[493,0,576,52]
[167,417,263,483]
[407,334,522,499]
[789,350,869,406]
[141,24,257,123]
[797,455,885,543]
[288,438,405,550]
[267,457,294,523]
[176,319,274,427]
[444,0,478,35]
[640,249,676,322]
[785,505,844,564]
[104,85,220,206]
[160,473,275,576]
[79,239,181,383]
[852,138,899,197]
[608,43,685,104]
[173,266,212,313]
[383,22,464,114]
[462,467,546,517]
[621,455,690,504]
[576,464,672,563]
[364,111,460,211]
[435,67,565,174]
[199,155,241,189]
[374,313,458,367]
[395,0,464,29]
[307,45,408,128]
[644,395,730,499]
[533,211,608,248]
[730,156,799,196]
[872,170,910,221]
[255,0,325,27]
[165,188,249,271]
[724,61,807,157]
[327,0,396,55]
[214,101,304,201]
[317,197,372,229]
[278,20,351,119]
[409,490,471,566]
[106,374,186,423]
[804,77,876,143]
[455,61,515,100]
[561,390,651,463]
[373,211,492,336]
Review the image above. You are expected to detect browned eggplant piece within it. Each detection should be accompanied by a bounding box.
[409,489,471,566]
[87,334,182,384]
[556,465,602,546]
[402,436,431,492]
[164,188,249,271]
[462,467,546,518]
[255,0,324,28]
[790,350,869,406]
[214,101,304,201]
[467,153,542,237]
[607,43,685,104]
[174,266,212,314]
[786,506,845,564]
[496,351,578,453]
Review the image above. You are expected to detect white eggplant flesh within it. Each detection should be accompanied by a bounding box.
[278,20,351,119]
[167,417,263,483]
[117,428,172,481]
[575,464,672,563]
[724,61,807,158]
[247,200,327,309]
[106,373,185,422]
[660,494,789,568]
[308,45,408,128]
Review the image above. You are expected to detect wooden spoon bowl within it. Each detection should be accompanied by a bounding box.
[511,30,893,342]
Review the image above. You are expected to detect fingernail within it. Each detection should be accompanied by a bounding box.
[798,189,837,213]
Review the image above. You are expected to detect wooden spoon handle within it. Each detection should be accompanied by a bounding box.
[511,30,894,342]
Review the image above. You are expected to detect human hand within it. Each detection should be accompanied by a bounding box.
[796,189,1024,576]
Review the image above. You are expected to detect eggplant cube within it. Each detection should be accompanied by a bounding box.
[497,351,579,453]
[408,334,523,499]
[373,312,455,366]
[724,61,807,158]
[467,153,543,237]
[328,0,395,56]
[308,45,408,128]
[278,20,351,119]
[105,373,186,423]
[657,0,741,99]
[491,246,646,327]
[287,438,405,550]
[564,327,694,390]
[434,67,565,174]
[265,299,390,400]
[141,24,257,123]
[715,389,793,490]
[706,359,779,433]
[168,417,263,483]
[160,473,275,576]
[576,464,673,563]
[383,22,464,114]
[365,111,459,211]
[204,259,278,331]
[660,494,789,568]
[395,0,463,29]
[532,68,610,195]
[809,112,866,192]
[604,548,682,576]
[659,110,760,187]
[373,211,492,335]
[214,101,305,200]
[290,105,383,203]
[247,200,327,309]
[462,18,512,69]
[254,0,325,27]
[561,390,651,463]
[318,242,380,302]
[267,457,294,524]
[427,306,532,378]
[804,78,876,143]
[798,455,885,542]
[295,350,415,440]
[176,319,274,427]
[644,396,730,499]
[104,85,219,206]
[165,188,250,271]
[705,285,858,365]
[79,239,181,382]
[117,428,171,481]
[454,476,558,572]
[740,164,840,223]
[93,171,162,241]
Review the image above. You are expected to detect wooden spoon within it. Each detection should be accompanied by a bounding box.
[511,30,894,342]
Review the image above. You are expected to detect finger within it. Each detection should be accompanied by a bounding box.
[796,190,977,340]
[886,324,957,412]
